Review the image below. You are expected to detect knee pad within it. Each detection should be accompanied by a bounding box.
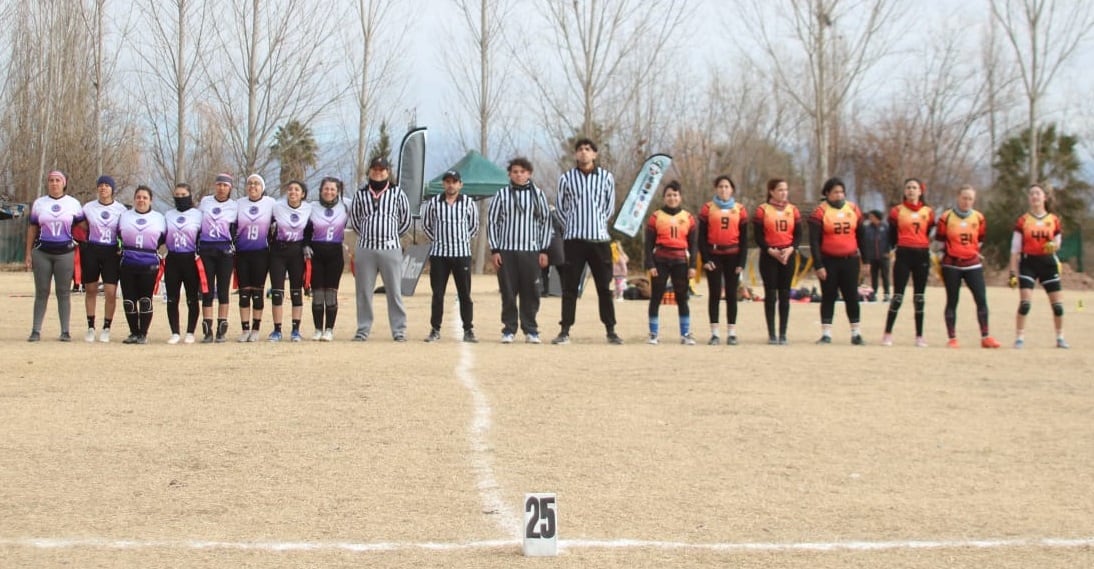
[251,291,265,311]
[1018,300,1032,315]
[138,297,154,313]
[290,289,303,307]
[123,299,137,315]
[1052,302,1064,317]
[912,294,925,310]
[325,290,339,308]
[239,293,251,309]
[270,289,284,306]
[889,293,904,309]
[312,290,325,308]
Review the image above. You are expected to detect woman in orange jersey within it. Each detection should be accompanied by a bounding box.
[753,178,801,345]
[935,185,1000,348]
[808,177,866,345]
[644,180,698,345]
[698,175,748,345]
[881,178,935,347]
[1009,184,1068,349]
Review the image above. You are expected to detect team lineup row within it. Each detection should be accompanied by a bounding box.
[24,140,1068,348]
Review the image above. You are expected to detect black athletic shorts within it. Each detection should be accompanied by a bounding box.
[1019,254,1061,292]
[80,242,120,285]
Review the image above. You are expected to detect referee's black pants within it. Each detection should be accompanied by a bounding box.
[429,255,473,332]
[497,250,541,335]
[559,239,616,332]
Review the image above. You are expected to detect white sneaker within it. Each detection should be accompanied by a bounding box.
[238,332,251,343]
[85,328,96,343]
[647,333,659,345]
[312,329,323,341]
[166,333,181,345]
[184,333,196,344]
[525,333,542,344]
[681,333,697,345]
[99,329,111,343]
[321,329,334,342]
[501,333,515,344]
[248,330,261,342]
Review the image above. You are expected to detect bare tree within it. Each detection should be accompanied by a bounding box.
[133,0,212,191]
[990,0,1094,184]
[738,0,902,200]
[204,0,339,184]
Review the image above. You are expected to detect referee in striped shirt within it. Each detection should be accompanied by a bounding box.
[349,157,412,342]
[488,157,552,344]
[422,169,479,343]
[550,138,623,345]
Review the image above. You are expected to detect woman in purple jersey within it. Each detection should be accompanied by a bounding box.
[163,183,204,344]
[267,180,312,342]
[234,174,276,341]
[25,170,85,342]
[118,185,167,344]
[307,177,349,341]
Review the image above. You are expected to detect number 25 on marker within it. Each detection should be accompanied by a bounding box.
[522,493,558,557]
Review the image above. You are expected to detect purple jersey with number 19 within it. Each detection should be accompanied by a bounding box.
[234,195,275,252]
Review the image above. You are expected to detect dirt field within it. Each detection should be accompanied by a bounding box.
[1,270,1091,568]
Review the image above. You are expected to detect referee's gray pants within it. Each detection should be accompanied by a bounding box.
[353,247,407,338]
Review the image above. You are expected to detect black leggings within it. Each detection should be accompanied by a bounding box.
[759,253,793,338]
[199,248,234,306]
[269,241,305,307]
[649,260,690,318]
[942,266,989,338]
[885,247,930,336]
[119,267,158,337]
[819,255,860,325]
[705,253,741,325]
[165,252,201,335]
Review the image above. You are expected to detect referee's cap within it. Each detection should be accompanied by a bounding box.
[442,169,461,182]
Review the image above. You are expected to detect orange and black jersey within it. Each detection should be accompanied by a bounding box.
[753,201,801,250]
[888,201,934,249]
[807,200,864,267]
[698,201,748,266]
[936,208,986,267]
[644,206,697,268]
[1014,212,1061,257]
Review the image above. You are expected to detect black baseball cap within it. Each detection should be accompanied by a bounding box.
[442,169,461,182]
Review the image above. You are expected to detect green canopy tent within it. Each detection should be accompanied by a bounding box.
[425,150,509,199]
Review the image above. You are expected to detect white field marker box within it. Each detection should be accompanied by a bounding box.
[522,493,558,557]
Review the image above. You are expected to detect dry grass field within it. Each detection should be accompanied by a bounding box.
[1,269,1092,568]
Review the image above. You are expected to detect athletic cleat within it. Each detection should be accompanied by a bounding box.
[202,332,214,343]
[166,333,181,345]
[352,332,368,342]
[99,329,111,343]
[312,329,323,341]
[727,335,739,346]
[606,333,624,345]
[394,333,407,343]
[59,332,72,342]
[463,330,479,343]
[123,334,140,344]
[184,333,196,344]
[85,328,97,343]
[425,329,441,343]
[321,329,334,342]
[525,333,541,344]
[267,330,283,342]
[851,334,865,346]
[238,332,252,343]
[248,330,261,342]
[881,333,893,347]
[290,330,303,342]
[816,335,832,344]
[708,335,721,346]
[768,335,778,345]
[216,321,229,343]
[27,331,41,343]
[136,335,149,345]
[778,336,789,345]
[915,336,928,348]
[500,333,515,344]
[980,336,1001,349]
[550,333,570,345]
[947,338,960,348]
[680,333,696,346]
[1014,338,1025,349]
[647,333,659,345]
[1056,338,1070,349]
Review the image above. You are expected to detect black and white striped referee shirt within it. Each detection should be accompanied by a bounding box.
[487,183,552,253]
[422,193,479,257]
[557,166,616,241]
[349,184,411,250]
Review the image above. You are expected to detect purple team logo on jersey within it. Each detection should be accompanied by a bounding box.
[176,216,186,223]
[290,213,299,223]
[51,204,61,213]
[100,211,110,220]
[324,208,334,218]
[249,206,259,215]
[212,207,221,215]
[136,217,147,226]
